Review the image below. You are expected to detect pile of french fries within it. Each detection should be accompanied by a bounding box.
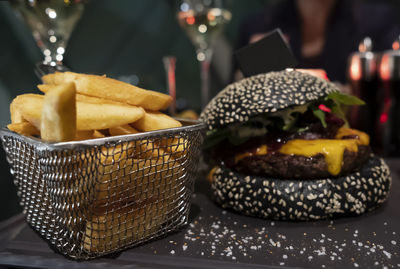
[7,72,189,253]
[8,71,182,142]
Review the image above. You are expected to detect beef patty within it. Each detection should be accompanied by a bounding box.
[232,145,371,179]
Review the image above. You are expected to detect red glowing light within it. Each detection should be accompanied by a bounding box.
[168,70,176,96]
[349,56,362,81]
[319,104,331,113]
[186,16,195,25]
[380,54,391,80]
[380,113,389,124]
[393,41,400,51]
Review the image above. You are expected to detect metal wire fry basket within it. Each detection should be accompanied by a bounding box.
[0,119,205,260]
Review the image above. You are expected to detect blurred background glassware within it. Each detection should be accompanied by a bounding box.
[163,56,177,116]
[177,0,232,109]
[378,37,400,156]
[9,0,85,68]
[347,37,381,153]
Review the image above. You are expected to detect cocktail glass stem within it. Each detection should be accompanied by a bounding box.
[163,56,177,115]
[197,48,213,109]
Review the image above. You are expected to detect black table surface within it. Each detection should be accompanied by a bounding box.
[1,160,400,269]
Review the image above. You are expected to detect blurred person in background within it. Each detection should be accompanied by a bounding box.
[236,0,400,83]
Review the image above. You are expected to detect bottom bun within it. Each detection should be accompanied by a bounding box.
[210,155,391,221]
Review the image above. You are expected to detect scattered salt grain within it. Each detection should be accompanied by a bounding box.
[383,250,392,259]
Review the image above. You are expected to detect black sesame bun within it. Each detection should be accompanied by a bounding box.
[200,70,392,220]
[209,155,391,220]
[200,71,338,131]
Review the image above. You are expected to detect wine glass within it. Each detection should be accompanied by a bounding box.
[177,0,231,109]
[9,0,86,70]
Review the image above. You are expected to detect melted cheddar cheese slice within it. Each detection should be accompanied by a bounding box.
[279,139,358,176]
[280,128,369,176]
[233,128,369,176]
[335,127,370,145]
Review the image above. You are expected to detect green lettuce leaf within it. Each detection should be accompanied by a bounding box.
[203,91,364,149]
[203,129,230,150]
[271,104,308,131]
[327,92,365,105]
[312,109,327,128]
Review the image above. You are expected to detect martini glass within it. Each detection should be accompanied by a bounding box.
[177,0,231,109]
[9,0,85,72]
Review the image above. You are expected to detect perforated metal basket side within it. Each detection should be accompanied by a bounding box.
[0,120,205,260]
[1,134,57,243]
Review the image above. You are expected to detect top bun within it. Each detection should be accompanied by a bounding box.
[200,70,340,131]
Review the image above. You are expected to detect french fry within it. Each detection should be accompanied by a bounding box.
[77,102,144,131]
[75,94,123,105]
[75,130,94,140]
[84,203,164,252]
[40,82,76,142]
[37,84,56,93]
[159,137,188,158]
[15,94,146,131]
[7,121,40,136]
[130,111,183,160]
[109,124,139,136]
[131,111,182,132]
[93,130,106,138]
[38,84,124,106]
[16,94,43,129]
[42,72,172,111]
[75,130,109,140]
[109,125,173,161]
[9,71,190,254]
[94,158,180,207]
[42,71,78,85]
[10,94,43,124]
[84,158,183,252]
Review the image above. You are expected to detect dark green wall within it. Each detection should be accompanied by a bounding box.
[0,0,272,113]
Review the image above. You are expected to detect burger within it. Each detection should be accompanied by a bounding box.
[200,70,391,221]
